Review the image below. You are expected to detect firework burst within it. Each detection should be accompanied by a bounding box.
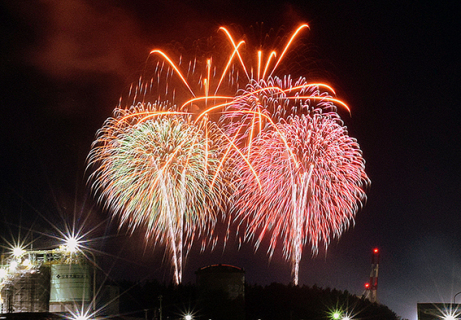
[87,103,228,284]
[88,23,369,284]
[209,26,369,285]
[227,83,369,284]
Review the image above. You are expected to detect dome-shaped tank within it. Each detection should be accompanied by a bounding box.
[196,264,245,299]
[196,264,245,320]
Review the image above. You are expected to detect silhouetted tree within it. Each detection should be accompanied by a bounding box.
[115,280,399,320]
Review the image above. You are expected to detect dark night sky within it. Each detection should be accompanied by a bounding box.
[1,1,460,319]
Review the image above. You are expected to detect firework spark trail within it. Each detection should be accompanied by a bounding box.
[87,104,228,284]
[219,77,349,149]
[87,29,250,283]
[213,31,368,283]
[230,102,370,285]
[88,23,369,284]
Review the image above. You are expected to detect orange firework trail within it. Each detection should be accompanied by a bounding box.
[88,24,369,285]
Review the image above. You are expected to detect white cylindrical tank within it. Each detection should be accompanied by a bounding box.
[49,263,91,312]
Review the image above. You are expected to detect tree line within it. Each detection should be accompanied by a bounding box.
[113,280,400,320]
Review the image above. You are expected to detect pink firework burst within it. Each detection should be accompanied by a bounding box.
[225,79,370,285]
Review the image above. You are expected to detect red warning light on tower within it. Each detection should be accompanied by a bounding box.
[365,283,370,289]
[373,248,379,254]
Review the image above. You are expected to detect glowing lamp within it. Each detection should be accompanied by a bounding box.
[12,247,25,257]
[9,261,18,270]
[373,248,379,254]
[71,313,92,320]
[22,258,31,267]
[65,236,79,252]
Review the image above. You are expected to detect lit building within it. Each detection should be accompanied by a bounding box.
[0,246,94,315]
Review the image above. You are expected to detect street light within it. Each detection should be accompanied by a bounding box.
[9,260,18,270]
[65,237,79,253]
[331,310,353,320]
[185,314,192,320]
[12,246,25,257]
[70,311,92,320]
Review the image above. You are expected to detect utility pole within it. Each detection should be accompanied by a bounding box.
[158,295,163,320]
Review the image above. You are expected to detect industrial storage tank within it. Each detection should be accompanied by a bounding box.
[49,263,91,312]
[196,264,245,320]
[196,264,245,299]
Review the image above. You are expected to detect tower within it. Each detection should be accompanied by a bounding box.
[363,247,379,303]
